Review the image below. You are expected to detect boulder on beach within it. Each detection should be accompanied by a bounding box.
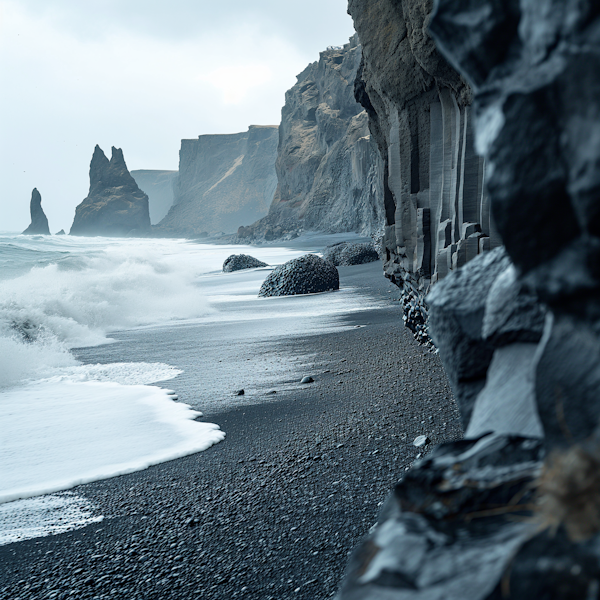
[323,242,379,266]
[258,254,339,297]
[22,188,50,235]
[223,254,268,272]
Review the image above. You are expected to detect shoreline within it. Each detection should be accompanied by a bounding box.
[0,261,461,600]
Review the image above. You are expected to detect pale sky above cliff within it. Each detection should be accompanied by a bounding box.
[0,0,355,231]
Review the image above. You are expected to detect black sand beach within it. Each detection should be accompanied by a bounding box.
[0,261,461,600]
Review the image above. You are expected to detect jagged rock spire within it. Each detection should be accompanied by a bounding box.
[22,188,50,235]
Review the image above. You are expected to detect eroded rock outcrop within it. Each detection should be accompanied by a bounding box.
[238,36,385,242]
[70,146,151,237]
[340,1,600,598]
[22,188,50,235]
[156,126,278,236]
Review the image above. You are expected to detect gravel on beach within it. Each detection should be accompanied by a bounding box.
[0,265,462,600]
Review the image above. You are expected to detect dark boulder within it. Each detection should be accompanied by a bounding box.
[22,188,50,235]
[258,254,339,297]
[323,242,379,266]
[70,146,151,237]
[223,254,267,272]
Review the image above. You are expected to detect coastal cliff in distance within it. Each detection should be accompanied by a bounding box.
[22,188,50,235]
[130,170,177,225]
[70,146,151,237]
[155,125,278,236]
[238,35,385,242]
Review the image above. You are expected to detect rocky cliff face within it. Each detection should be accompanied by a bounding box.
[340,1,600,598]
[130,170,178,225]
[155,125,278,236]
[238,36,385,242]
[70,146,151,237]
[348,0,501,341]
[22,188,50,235]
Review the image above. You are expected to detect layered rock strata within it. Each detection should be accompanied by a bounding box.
[156,126,278,236]
[340,1,600,598]
[70,146,151,237]
[348,0,501,343]
[130,170,178,225]
[238,36,385,242]
[22,188,50,235]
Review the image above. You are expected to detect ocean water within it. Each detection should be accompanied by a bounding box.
[0,232,384,543]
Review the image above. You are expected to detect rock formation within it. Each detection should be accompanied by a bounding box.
[155,126,278,236]
[223,254,268,273]
[258,254,339,297]
[340,1,600,598]
[22,188,50,235]
[130,170,178,224]
[348,0,502,343]
[70,146,151,237]
[323,242,379,266]
[238,36,386,242]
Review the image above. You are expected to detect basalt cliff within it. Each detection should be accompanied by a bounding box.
[70,146,151,237]
[339,1,600,598]
[22,188,50,235]
[239,35,385,241]
[155,125,278,236]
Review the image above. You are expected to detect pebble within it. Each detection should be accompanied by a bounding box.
[235,389,245,396]
[300,377,314,384]
[413,435,430,448]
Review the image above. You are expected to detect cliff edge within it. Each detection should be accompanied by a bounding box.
[155,125,278,236]
[239,35,385,241]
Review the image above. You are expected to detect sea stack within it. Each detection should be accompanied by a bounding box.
[22,188,50,235]
[70,146,151,237]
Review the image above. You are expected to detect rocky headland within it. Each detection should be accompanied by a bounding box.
[70,146,151,237]
[130,170,178,225]
[22,188,50,235]
[155,125,278,237]
[238,35,385,242]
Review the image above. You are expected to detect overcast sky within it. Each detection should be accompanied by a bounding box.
[0,0,355,232]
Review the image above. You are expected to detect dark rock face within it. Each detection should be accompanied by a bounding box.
[238,36,386,242]
[323,242,379,266]
[258,254,339,297]
[339,1,600,598]
[130,170,178,225]
[22,188,50,235]
[70,146,151,237]
[348,0,501,344]
[222,254,268,273]
[156,126,278,236]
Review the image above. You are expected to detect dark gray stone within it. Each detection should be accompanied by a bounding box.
[482,265,547,347]
[300,376,314,384]
[22,188,50,235]
[70,146,151,237]
[466,343,543,439]
[223,254,268,273]
[338,435,544,600]
[258,254,339,298]
[426,247,510,427]
[323,242,379,267]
